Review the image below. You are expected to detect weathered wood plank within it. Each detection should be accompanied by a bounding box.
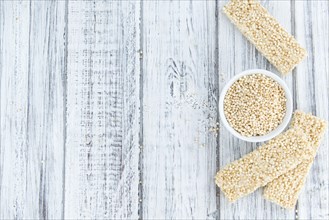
[64,1,141,219]
[142,1,218,219]
[0,1,66,219]
[0,2,30,218]
[294,1,329,219]
[26,1,67,218]
[217,0,295,219]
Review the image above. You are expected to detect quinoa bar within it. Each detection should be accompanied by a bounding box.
[223,0,307,75]
[264,111,327,209]
[215,128,311,202]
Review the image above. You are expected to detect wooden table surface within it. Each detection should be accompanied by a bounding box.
[0,0,328,219]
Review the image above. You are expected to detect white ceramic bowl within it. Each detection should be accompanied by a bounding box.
[219,69,293,142]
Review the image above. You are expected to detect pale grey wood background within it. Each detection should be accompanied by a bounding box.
[0,0,328,219]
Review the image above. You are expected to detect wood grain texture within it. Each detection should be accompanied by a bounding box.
[142,1,218,219]
[0,2,30,218]
[294,1,329,219]
[217,0,295,219]
[0,1,66,219]
[64,1,140,219]
[0,0,328,219]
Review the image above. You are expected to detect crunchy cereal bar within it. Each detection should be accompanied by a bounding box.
[264,111,327,209]
[223,0,306,75]
[215,128,311,202]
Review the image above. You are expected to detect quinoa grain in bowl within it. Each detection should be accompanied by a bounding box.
[223,73,287,137]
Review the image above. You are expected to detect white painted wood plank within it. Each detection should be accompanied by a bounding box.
[0,1,66,218]
[217,0,295,219]
[25,1,66,218]
[294,1,329,219]
[64,1,141,219]
[0,2,30,218]
[142,1,218,219]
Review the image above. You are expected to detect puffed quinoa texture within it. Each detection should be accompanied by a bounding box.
[224,74,286,137]
[215,128,311,202]
[264,111,327,209]
[223,0,306,75]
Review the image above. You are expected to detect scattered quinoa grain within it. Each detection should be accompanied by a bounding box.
[215,128,312,202]
[223,0,306,74]
[264,111,327,209]
[224,73,286,137]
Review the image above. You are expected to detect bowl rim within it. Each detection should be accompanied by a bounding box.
[219,69,293,142]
